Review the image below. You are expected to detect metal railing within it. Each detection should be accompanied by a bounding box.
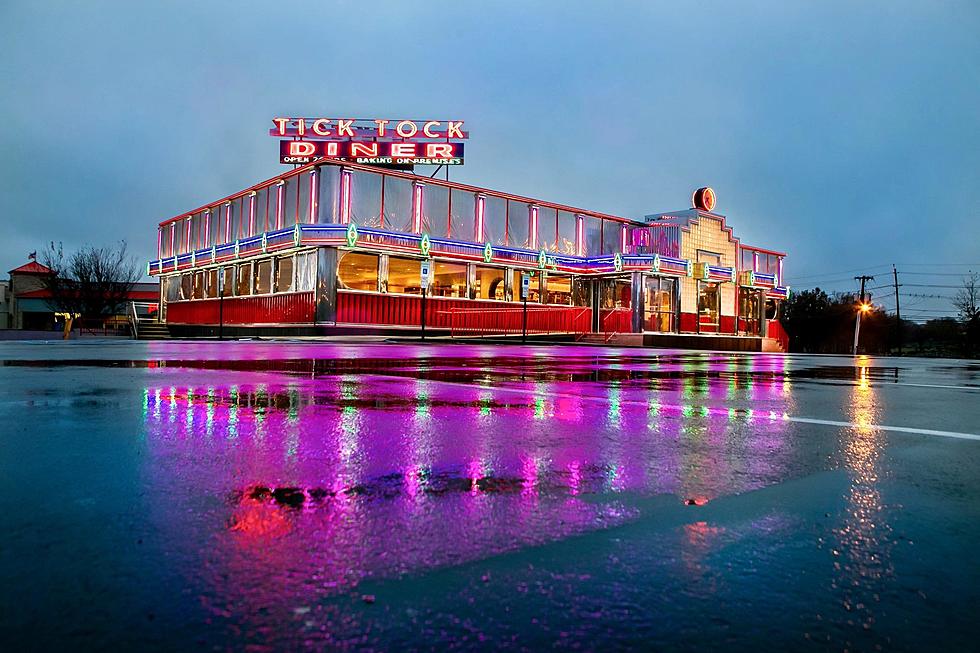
[129,301,159,338]
[437,305,592,339]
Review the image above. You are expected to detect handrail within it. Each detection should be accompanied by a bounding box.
[436,305,592,338]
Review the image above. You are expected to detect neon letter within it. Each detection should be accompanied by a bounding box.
[425,143,454,158]
[325,142,339,156]
[447,121,464,138]
[350,142,379,157]
[289,141,316,156]
[337,119,355,137]
[391,143,417,158]
[375,119,390,136]
[272,117,290,135]
[395,120,418,138]
[312,118,331,136]
[423,121,441,137]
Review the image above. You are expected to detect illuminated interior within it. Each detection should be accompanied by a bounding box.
[337,252,379,291]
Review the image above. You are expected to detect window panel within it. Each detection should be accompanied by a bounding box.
[483,195,506,246]
[281,178,298,227]
[421,184,450,238]
[316,166,341,224]
[255,187,271,234]
[297,173,311,224]
[337,252,379,291]
[253,259,273,294]
[429,261,467,298]
[165,276,180,302]
[221,266,234,297]
[180,272,192,300]
[203,269,218,299]
[275,255,294,293]
[601,220,621,254]
[236,262,252,296]
[537,207,558,251]
[544,273,572,305]
[507,201,531,248]
[295,251,316,292]
[382,176,414,233]
[583,216,602,256]
[349,170,382,227]
[449,189,475,241]
[511,270,540,302]
[471,266,506,300]
[386,256,422,295]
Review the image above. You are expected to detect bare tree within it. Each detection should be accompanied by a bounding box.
[40,241,143,336]
[952,272,979,323]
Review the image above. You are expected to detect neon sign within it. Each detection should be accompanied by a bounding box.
[272,117,468,166]
[279,140,464,165]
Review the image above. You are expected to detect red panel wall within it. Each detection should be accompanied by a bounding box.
[167,292,315,325]
[719,316,736,334]
[336,291,591,333]
[680,312,698,333]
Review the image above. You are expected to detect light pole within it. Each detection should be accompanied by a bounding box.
[852,275,874,355]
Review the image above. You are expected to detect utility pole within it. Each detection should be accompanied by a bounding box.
[853,275,874,355]
[892,265,902,356]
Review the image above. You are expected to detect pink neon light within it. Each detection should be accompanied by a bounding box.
[224,205,232,242]
[249,196,256,235]
[169,224,175,255]
[309,170,318,224]
[620,224,627,254]
[412,184,423,233]
[276,183,284,229]
[576,215,584,256]
[204,210,210,246]
[157,229,162,258]
[341,171,351,224]
[185,218,192,253]
[476,195,486,242]
[530,207,539,249]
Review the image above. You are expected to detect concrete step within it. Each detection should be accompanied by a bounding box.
[136,321,170,340]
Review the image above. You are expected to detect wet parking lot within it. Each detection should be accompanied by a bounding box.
[1,340,979,651]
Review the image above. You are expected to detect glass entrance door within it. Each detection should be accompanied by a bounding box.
[738,288,763,335]
[643,276,676,332]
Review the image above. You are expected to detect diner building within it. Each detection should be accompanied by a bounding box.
[148,158,789,350]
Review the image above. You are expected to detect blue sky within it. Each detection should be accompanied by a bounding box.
[2,1,977,318]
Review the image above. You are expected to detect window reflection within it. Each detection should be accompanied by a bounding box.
[337,252,379,292]
[253,259,273,294]
[275,256,294,293]
[236,262,252,296]
[387,256,422,295]
[512,270,540,302]
[472,266,506,300]
[545,273,572,305]
[430,262,467,298]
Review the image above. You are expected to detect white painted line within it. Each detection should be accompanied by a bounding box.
[787,417,980,441]
[888,382,980,391]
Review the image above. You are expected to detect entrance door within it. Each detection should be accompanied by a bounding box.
[738,288,763,335]
[597,278,632,332]
[643,276,676,332]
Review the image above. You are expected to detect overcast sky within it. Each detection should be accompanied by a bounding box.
[2,1,977,316]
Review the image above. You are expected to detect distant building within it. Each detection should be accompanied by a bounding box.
[3,257,158,332]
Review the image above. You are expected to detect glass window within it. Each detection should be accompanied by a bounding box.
[316,166,341,224]
[600,279,631,309]
[237,197,248,237]
[421,184,450,238]
[583,216,602,256]
[450,189,476,241]
[644,276,676,332]
[698,283,720,324]
[165,275,180,302]
[180,273,192,300]
[279,178,297,228]
[601,220,622,254]
[386,256,422,295]
[221,266,234,297]
[471,266,506,301]
[430,261,467,298]
[544,273,572,305]
[297,173,312,224]
[275,255,294,293]
[507,201,531,248]
[337,251,379,291]
[382,176,414,233]
[697,250,722,266]
[255,187,271,234]
[190,214,203,250]
[295,251,316,292]
[204,268,218,299]
[176,220,187,254]
[483,195,506,245]
[236,262,252,296]
[349,170,383,227]
[511,270,540,302]
[253,259,273,294]
[740,249,755,271]
[537,207,557,251]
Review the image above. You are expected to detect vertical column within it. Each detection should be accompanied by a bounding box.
[475,195,486,242]
[575,215,584,256]
[340,170,352,225]
[315,246,338,323]
[630,272,644,333]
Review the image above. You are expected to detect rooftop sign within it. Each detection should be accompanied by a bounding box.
[271,117,467,166]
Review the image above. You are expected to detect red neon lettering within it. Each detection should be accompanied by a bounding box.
[447,121,464,138]
[375,119,390,136]
[350,142,379,157]
[423,121,440,138]
[272,117,290,136]
[391,143,417,158]
[296,118,306,136]
[325,142,339,156]
[289,141,316,157]
[396,120,418,138]
[337,119,355,137]
[312,118,331,136]
[425,143,454,158]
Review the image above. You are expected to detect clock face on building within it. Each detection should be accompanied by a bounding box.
[693,187,717,212]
